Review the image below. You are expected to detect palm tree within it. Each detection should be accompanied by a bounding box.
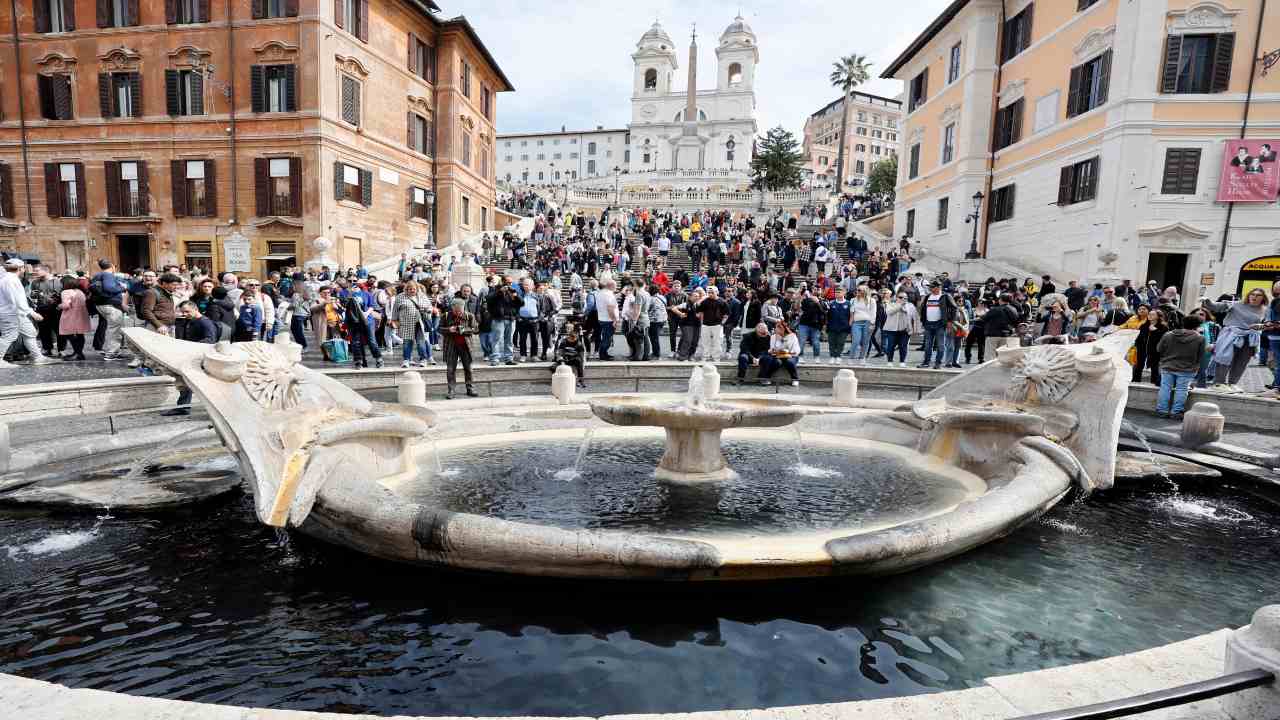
[829,54,873,197]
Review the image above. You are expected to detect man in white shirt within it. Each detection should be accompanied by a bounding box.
[595,279,619,360]
[0,258,55,367]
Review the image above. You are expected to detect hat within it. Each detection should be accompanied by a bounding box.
[3,258,24,269]
[929,280,941,287]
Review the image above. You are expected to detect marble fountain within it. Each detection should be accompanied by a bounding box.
[21,327,1139,581]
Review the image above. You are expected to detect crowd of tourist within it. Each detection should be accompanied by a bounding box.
[0,202,1277,415]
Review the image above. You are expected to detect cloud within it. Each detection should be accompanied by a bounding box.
[448,0,954,137]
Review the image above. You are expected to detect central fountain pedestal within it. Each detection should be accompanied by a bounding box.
[657,428,739,483]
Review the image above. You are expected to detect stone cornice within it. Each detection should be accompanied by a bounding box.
[1073,26,1116,64]
[1168,2,1241,34]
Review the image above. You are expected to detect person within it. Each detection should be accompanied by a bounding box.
[881,290,919,367]
[486,281,520,366]
[696,286,729,362]
[595,279,620,361]
[439,298,479,399]
[89,259,129,359]
[56,275,90,361]
[670,287,704,361]
[1156,315,1208,419]
[917,281,956,369]
[289,287,313,348]
[141,272,181,336]
[622,278,651,361]
[391,280,431,367]
[759,321,800,387]
[0,259,54,367]
[29,266,62,356]
[1143,309,1171,385]
[1130,305,1152,382]
[1265,281,1280,398]
[165,301,219,416]
[1036,301,1074,344]
[1073,296,1105,338]
[945,295,969,368]
[1202,289,1268,392]
[825,287,851,363]
[646,284,667,362]
[343,295,383,369]
[850,286,876,362]
[551,322,587,388]
[735,322,772,385]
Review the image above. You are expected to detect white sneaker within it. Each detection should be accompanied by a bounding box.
[30,355,57,365]
[401,361,412,369]
[0,360,16,369]
[791,380,800,387]
[127,358,142,368]
[899,361,907,368]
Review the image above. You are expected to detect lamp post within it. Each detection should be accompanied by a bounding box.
[964,190,984,259]
[613,165,621,207]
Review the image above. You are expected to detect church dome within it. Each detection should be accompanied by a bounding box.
[638,21,674,50]
[719,15,755,46]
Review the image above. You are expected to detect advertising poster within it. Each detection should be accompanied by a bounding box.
[1217,139,1280,202]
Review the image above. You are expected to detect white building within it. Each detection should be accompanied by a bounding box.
[497,17,760,191]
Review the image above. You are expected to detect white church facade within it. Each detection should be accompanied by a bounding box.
[497,17,760,189]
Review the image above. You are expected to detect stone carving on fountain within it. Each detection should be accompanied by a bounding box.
[123,329,434,528]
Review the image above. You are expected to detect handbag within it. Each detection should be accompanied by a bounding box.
[322,338,350,363]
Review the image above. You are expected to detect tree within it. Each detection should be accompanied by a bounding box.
[866,156,898,202]
[829,54,872,196]
[750,126,804,191]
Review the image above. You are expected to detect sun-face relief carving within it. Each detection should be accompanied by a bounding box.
[1007,346,1080,405]
[241,342,302,410]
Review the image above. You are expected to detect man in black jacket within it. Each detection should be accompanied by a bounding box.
[164,301,218,416]
[735,323,772,385]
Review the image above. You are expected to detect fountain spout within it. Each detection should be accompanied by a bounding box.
[687,368,706,408]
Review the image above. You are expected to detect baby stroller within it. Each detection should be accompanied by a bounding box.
[549,318,586,388]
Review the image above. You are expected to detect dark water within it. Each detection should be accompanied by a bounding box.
[1,486,1278,716]
[401,434,978,535]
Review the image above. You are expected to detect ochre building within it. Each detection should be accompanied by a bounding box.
[0,0,511,278]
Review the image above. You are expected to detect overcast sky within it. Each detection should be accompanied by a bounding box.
[448,0,955,137]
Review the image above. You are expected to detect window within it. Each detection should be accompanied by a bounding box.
[855,144,866,152]
[173,159,219,218]
[537,140,544,146]
[553,153,562,160]
[520,154,529,161]
[942,123,955,164]
[856,127,868,136]
[1067,50,1111,117]
[165,69,205,116]
[819,157,828,166]
[536,153,544,160]
[253,155,298,213]
[252,0,297,19]
[482,86,492,119]
[873,146,882,156]
[905,209,915,237]
[993,99,1024,151]
[462,133,472,166]
[644,69,657,90]
[461,61,472,98]
[569,138,577,145]
[728,62,742,85]
[409,34,437,83]
[1058,157,1100,206]
[587,160,596,175]
[908,69,929,112]
[99,0,139,27]
[872,130,883,139]
[857,111,867,122]
[642,153,650,164]
[0,164,12,219]
[1001,4,1034,63]
[605,150,613,158]
[334,162,370,206]
[99,72,141,118]
[948,43,962,84]
[937,197,949,231]
[336,0,366,41]
[588,142,597,155]
[521,140,528,147]
[461,196,470,225]
[569,152,578,159]
[990,185,1016,222]
[408,112,434,156]
[103,161,144,217]
[908,144,920,179]
[341,75,361,126]
[44,162,85,218]
[1160,148,1202,195]
[169,0,208,24]
[504,155,512,162]
[37,74,74,120]
[409,186,430,220]
[855,160,865,174]
[537,171,544,181]
[35,0,75,32]
[184,241,212,271]
[1161,34,1235,94]
[250,65,296,112]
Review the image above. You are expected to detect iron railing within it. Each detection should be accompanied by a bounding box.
[1012,668,1274,720]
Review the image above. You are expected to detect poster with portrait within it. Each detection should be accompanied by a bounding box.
[1216,139,1280,202]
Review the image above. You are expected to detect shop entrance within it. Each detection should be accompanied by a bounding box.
[1238,255,1280,299]
[1146,252,1188,299]
[117,234,151,272]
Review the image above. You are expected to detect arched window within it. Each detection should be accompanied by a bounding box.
[644,68,657,90]
[538,171,544,180]
[588,142,597,155]
[587,160,597,175]
[728,63,743,86]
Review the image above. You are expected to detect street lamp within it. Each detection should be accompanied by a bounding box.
[726,136,736,172]
[613,165,621,207]
[964,190,984,259]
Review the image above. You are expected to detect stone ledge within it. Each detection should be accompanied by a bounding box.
[0,630,1235,719]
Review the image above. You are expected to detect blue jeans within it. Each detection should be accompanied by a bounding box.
[798,324,822,359]
[849,320,871,360]
[402,337,429,362]
[1157,370,1196,416]
[946,335,962,366]
[921,322,947,366]
[490,319,513,362]
[882,330,909,362]
[598,320,615,358]
[480,327,494,359]
[1272,338,1280,388]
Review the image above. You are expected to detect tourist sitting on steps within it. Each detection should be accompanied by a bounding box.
[735,323,771,385]
[759,321,800,387]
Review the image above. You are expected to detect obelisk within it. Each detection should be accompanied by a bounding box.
[676,25,702,170]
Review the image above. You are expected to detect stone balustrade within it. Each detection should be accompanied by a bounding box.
[566,187,821,210]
